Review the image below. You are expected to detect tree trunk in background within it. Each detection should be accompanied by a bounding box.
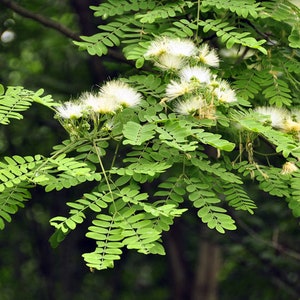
[165,229,190,300]
[166,223,221,300]
[191,240,221,300]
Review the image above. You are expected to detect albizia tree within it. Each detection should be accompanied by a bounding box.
[1,0,300,299]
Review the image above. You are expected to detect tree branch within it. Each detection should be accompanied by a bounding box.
[237,218,300,261]
[0,0,81,41]
[0,0,133,66]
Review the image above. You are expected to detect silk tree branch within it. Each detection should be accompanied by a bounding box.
[0,0,81,41]
[0,0,132,65]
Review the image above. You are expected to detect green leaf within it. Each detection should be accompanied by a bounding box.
[194,131,235,152]
[135,57,145,68]
[289,26,300,48]
[123,122,156,145]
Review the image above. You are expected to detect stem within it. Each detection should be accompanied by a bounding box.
[195,0,201,41]
[31,139,84,179]
[0,0,80,41]
[239,131,243,163]
[182,155,187,175]
[110,141,121,170]
[0,0,136,66]
[92,140,115,203]
[237,218,300,261]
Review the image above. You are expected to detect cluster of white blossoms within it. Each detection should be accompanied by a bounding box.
[56,80,142,120]
[145,37,220,70]
[254,106,300,133]
[145,37,237,118]
[281,161,298,175]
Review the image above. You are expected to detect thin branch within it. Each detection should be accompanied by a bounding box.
[0,0,81,41]
[237,218,300,261]
[227,220,300,298]
[0,0,133,65]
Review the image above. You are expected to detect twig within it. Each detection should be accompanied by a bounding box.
[237,218,300,261]
[0,0,134,65]
[0,0,81,41]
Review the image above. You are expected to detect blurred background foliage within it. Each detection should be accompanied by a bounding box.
[0,1,299,299]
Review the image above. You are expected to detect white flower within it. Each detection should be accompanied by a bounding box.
[80,92,119,114]
[165,80,192,101]
[281,162,298,175]
[96,97,121,114]
[80,92,101,111]
[286,110,300,132]
[255,106,300,132]
[197,44,220,67]
[254,107,289,129]
[100,80,142,108]
[209,77,231,90]
[179,66,211,84]
[56,101,84,119]
[154,53,186,71]
[166,38,197,57]
[219,46,254,59]
[145,37,169,57]
[145,37,197,58]
[291,109,300,123]
[174,97,206,115]
[214,87,237,103]
[282,118,300,133]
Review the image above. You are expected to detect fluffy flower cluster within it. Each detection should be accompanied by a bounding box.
[56,80,142,120]
[145,37,219,70]
[145,37,237,119]
[281,161,298,175]
[255,106,300,134]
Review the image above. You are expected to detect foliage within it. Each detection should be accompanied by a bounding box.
[0,84,58,125]
[0,0,300,282]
